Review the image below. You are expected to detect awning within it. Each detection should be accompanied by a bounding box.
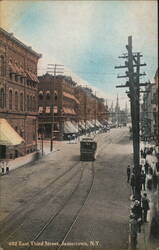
[63,92,80,104]
[96,120,103,127]
[87,120,94,128]
[71,121,78,131]
[26,71,39,83]
[0,119,24,146]
[64,121,78,134]
[63,107,76,115]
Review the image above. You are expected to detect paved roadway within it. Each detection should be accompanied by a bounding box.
[0,127,133,250]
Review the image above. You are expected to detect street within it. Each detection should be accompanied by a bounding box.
[0,127,133,250]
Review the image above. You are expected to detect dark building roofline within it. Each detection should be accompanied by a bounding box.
[0,27,42,58]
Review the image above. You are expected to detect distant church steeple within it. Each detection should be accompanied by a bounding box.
[115,94,120,112]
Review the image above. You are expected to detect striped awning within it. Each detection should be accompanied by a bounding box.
[0,119,24,146]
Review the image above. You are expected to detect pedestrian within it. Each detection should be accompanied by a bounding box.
[148,165,153,175]
[130,172,136,196]
[147,174,153,191]
[1,161,5,175]
[6,163,9,174]
[131,200,142,233]
[140,170,146,191]
[152,171,158,190]
[139,164,142,174]
[127,165,131,183]
[156,161,159,172]
[142,193,150,222]
[129,214,138,250]
[144,161,149,175]
[140,149,144,158]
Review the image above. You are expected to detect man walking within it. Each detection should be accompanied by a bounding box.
[142,193,150,222]
[130,172,136,195]
[129,214,138,250]
[140,170,146,191]
[127,165,131,183]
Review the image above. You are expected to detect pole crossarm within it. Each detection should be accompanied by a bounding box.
[117,75,128,78]
[116,85,128,88]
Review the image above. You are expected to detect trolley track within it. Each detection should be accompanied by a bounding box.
[25,161,95,250]
[1,130,126,250]
[57,161,95,250]
[1,162,85,249]
[0,159,82,232]
[0,168,81,242]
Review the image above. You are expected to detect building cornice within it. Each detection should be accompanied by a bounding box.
[0,27,42,59]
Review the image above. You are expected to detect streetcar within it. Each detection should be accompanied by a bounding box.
[80,137,97,161]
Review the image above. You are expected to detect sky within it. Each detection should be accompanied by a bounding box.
[0,0,158,109]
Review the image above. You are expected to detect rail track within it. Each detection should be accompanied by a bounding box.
[0,162,83,246]
[26,161,95,250]
[0,159,83,233]
[1,130,125,250]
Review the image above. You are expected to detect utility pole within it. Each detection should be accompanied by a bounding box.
[115,36,147,198]
[95,91,97,134]
[47,64,64,152]
[84,86,87,134]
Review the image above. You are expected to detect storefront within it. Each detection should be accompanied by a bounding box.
[0,119,24,159]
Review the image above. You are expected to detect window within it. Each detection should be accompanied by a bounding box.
[55,92,58,100]
[20,77,23,84]
[20,93,23,111]
[27,95,29,111]
[9,73,13,80]
[9,90,12,110]
[30,96,33,111]
[39,92,43,100]
[15,75,18,82]
[0,88,5,108]
[15,91,18,111]
[33,96,36,111]
[46,92,50,100]
[0,55,5,76]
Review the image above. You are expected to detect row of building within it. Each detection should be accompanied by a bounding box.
[0,27,109,160]
[141,69,158,146]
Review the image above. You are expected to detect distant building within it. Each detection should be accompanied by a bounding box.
[141,70,158,144]
[38,74,109,140]
[0,28,41,159]
[38,74,80,140]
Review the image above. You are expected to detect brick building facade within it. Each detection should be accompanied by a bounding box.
[0,28,41,159]
[38,74,80,140]
[38,74,109,140]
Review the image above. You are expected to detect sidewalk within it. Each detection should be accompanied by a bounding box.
[137,147,159,250]
[0,139,70,174]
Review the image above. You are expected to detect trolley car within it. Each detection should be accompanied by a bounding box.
[80,137,97,161]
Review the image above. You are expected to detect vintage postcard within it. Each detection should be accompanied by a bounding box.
[0,1,158,250]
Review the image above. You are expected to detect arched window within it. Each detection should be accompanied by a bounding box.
[46,91,50,100]
[15,91,18,111]
[20,93,23,111]
[55,92,58,101]
[0,88,5,108]
[27,95,29,111]
[0,55,5,76]
[9,90,12,110]
[39,91,43,100]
